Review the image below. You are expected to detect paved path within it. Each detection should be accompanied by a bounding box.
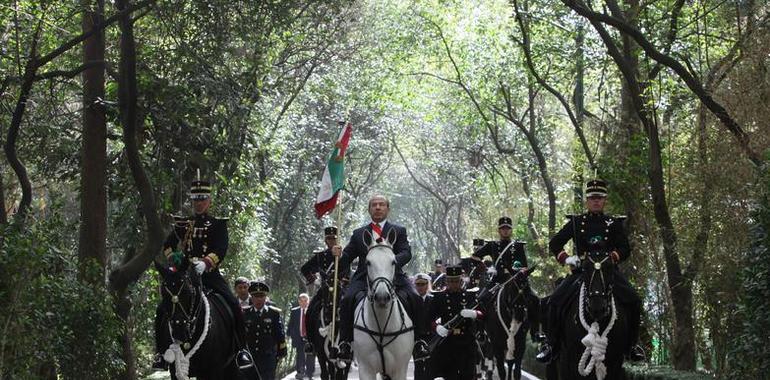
[281,358,540,380]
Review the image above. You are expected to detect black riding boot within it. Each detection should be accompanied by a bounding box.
[233,305,255,369]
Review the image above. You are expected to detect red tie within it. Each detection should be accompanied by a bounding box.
[370,222,382,238]
[300,308,306,337]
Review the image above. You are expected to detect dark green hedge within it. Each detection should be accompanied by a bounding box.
[624,364,714,380]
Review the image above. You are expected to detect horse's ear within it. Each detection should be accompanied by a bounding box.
[386,228,398,246]
[363,229,373,247]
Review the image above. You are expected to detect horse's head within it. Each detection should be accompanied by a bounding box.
[157,256,202,343]
[581,250,615,322]
[364,228,397,308]
[505,265,536,321]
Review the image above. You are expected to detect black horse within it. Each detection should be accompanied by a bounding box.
[305,271,350,380]
[558,251,628,380]
[156,258,242,380]
[484,267,539,380]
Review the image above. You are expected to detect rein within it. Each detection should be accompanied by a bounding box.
[354,275,414,378]
[162,273,212,380]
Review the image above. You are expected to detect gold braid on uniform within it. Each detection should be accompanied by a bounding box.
[204,252,220,270]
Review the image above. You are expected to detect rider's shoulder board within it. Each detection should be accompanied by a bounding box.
[268,305,283,313]
[464,287,480,293]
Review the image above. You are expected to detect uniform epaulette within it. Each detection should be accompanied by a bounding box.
[268,305,282,313]
[515,240,526,245]
[214,216,230,221]
[613,215,627,220]
[465,287,480,292]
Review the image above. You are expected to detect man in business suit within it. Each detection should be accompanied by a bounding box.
[287,293,315,379]
[331,194,429,362]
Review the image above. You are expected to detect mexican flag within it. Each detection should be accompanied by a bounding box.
[314,122,352,219]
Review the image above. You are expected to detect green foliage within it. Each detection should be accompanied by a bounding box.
[726,161,770,378]
[624,364,715,380]
[0,214,122,379]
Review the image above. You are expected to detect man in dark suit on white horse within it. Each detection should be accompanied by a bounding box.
[331,194,430,362]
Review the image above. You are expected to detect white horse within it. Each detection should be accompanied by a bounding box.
[352,230,414,380]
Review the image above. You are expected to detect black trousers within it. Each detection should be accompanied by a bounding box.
[338,273,426,342]
[155,270,248,353]
[546,269,641,352]
[253,351,277,380]
[429,337,476,380]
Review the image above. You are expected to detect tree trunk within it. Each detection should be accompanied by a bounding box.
[108,0,167,291]
[78,0,108,284]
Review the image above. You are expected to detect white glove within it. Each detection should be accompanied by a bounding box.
[486,266,497,275]
[194,261,207,275]
[436,325,449,337]
[460,309,477,319]
[313,275,322,286]
[565,255,580,268]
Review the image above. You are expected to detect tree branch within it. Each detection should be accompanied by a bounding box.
[562,0,763,166]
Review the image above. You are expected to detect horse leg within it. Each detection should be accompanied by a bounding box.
[494,351,507,380]
[511,329,526,380]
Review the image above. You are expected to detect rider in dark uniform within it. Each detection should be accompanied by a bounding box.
[472,217,541,342]
[429,265,485,380]
[331,195,429,362]
[429,259,447,291]
[299,226,349,353]
[536,179,644,363]
[152,178,252,370]
[244,281,287,380]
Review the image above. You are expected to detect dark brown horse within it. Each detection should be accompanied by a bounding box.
[558,251,629,380]
[306,271,350,380]
[157,258,242,380]
[484,267,539,380]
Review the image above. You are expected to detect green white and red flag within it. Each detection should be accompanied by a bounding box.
[314,122,352,219]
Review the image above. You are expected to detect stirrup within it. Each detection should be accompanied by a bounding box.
[332,341,352,362]
[236,349,255,369]
[151,353,168,371]
[536,343,554,363]
[413,340,430,361]
[626,345,646,362]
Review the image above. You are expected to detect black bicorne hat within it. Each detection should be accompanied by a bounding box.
[498,216,513,228]
[446,265,463,277]
[324,226,338,237]
[585,179,608,198]
[248,281,270,295]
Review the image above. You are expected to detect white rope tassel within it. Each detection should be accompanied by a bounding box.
[164,294,212,380]
[577,283,616,380]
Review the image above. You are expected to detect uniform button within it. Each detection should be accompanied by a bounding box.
[581,229,585,232]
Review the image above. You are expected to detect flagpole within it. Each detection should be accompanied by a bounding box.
[330,119,347,361]
[330,189,342,356]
